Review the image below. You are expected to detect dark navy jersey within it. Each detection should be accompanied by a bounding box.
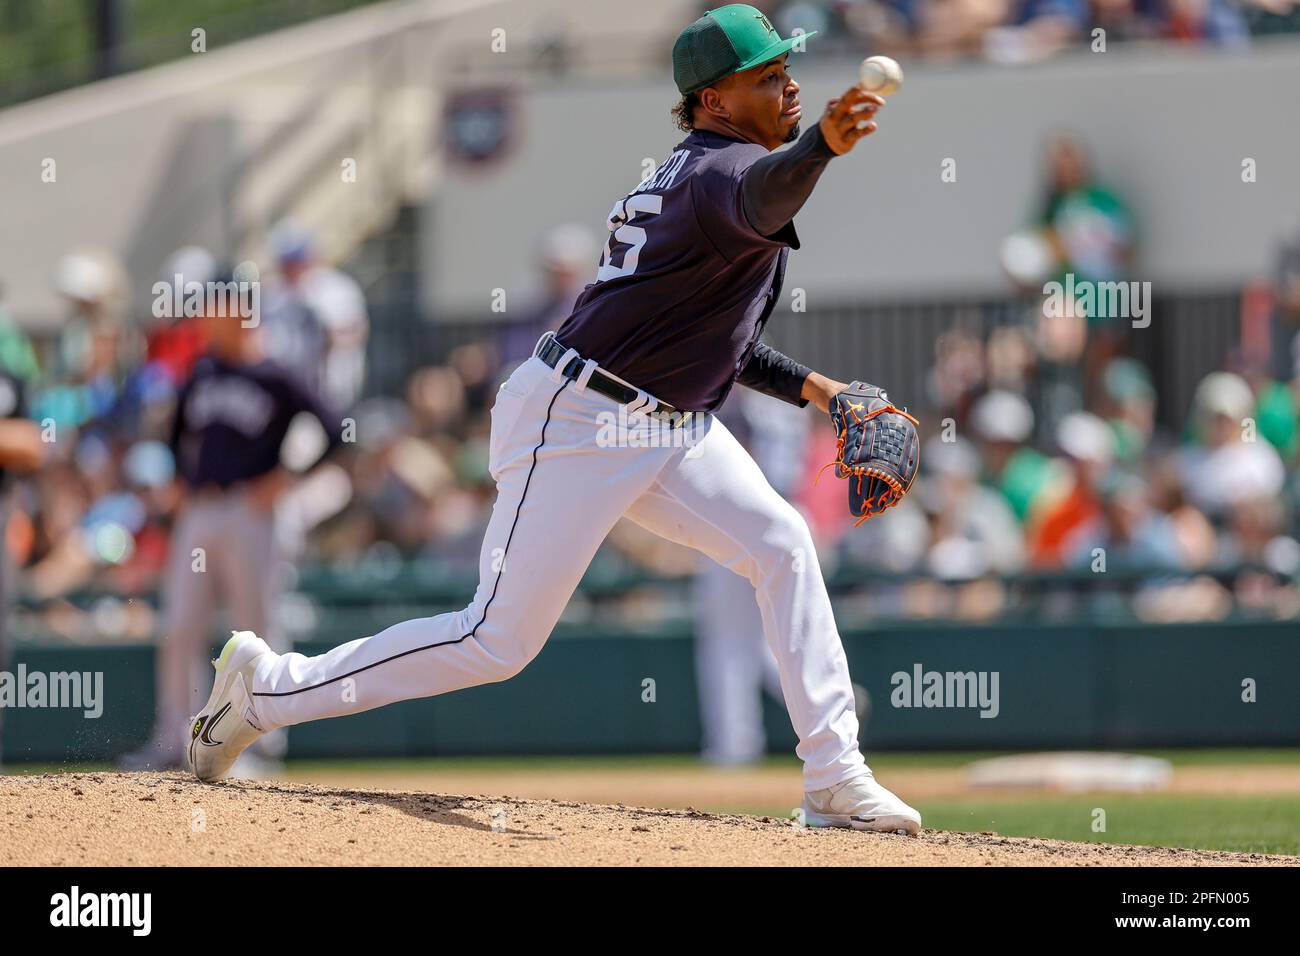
[555,129,799,414]
[170,354,342,488]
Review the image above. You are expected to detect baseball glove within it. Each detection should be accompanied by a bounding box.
[821,382,920,525]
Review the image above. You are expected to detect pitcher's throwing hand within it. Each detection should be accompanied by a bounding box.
[819,87,886,155]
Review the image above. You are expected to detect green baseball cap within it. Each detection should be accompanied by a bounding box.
[673,4,817,95]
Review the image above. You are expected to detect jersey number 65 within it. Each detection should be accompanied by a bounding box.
[595,194,662,282]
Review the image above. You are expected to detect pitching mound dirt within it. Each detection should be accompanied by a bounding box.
[1,772,1294,866]
[278,761,1300,808]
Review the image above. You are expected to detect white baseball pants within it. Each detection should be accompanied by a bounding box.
[251,349,867,790]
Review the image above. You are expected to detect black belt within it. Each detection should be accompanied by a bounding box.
[535,335,692,428]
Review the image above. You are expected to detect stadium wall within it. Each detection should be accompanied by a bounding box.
[5,622,1296,761]
[426,39,1300,314]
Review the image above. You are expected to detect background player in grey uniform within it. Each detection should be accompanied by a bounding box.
[0,367,45,769]
[122,276,342,769]
[693,390,800,765]
[695,391,872,765]
[188,4,922,833]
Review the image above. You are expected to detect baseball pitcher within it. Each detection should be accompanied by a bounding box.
[189,4,922,833]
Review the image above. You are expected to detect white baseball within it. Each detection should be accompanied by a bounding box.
[858,56,903,97]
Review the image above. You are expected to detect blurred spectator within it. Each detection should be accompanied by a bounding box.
[1027,410,1112,567]
[775,0,837,40]
[497,224,597,371]
[1033,290,1089,436]
[772,0,1286,61]
[983,0,1087,62]
[986,323,1037,393]
[1079,471,1184,569]
[35,251,134,432]
[1038,135,1136,312]
[1219,494,1297,570]
[1100,357,1157,464]
[922,436,1025,576]
[0,283,40,383]
[970,388,1060,521]
[1036,134,1137,406]
[1229,351,1299,459]
[1159,0,1251,46]
[1147,453,1219,569]
[927,325,986,420]
[838,0,923,55]
[1241,0,1300,36]
[1089,0,1156,42]
[146,246,212,388]
[1178,371,1284,518]
[1278,219,1300,381]
[260,220,370,410]
[923,0,1018,59]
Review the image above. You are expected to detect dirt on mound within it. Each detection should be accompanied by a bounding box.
[1,772,1294,867]
[278,760,1300,810]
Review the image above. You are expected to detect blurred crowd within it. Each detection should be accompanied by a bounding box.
[0,223,375,642]
[852,341,1300,623]
[841,134,1300,623]
[3,146,1300,638]
[758,0,1300,61]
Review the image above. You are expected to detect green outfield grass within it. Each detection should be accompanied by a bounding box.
[914,795,1300,856]
[867,748,1300,770]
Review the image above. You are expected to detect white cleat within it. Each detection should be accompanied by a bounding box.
[188,631,273,783]
[802,771,922,836]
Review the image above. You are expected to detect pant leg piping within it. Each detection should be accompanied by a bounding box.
[251,379,571,699]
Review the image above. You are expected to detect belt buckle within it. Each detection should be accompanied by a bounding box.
[650,405,691,429]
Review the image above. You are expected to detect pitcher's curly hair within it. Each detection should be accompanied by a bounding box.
[671,91,700,132]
